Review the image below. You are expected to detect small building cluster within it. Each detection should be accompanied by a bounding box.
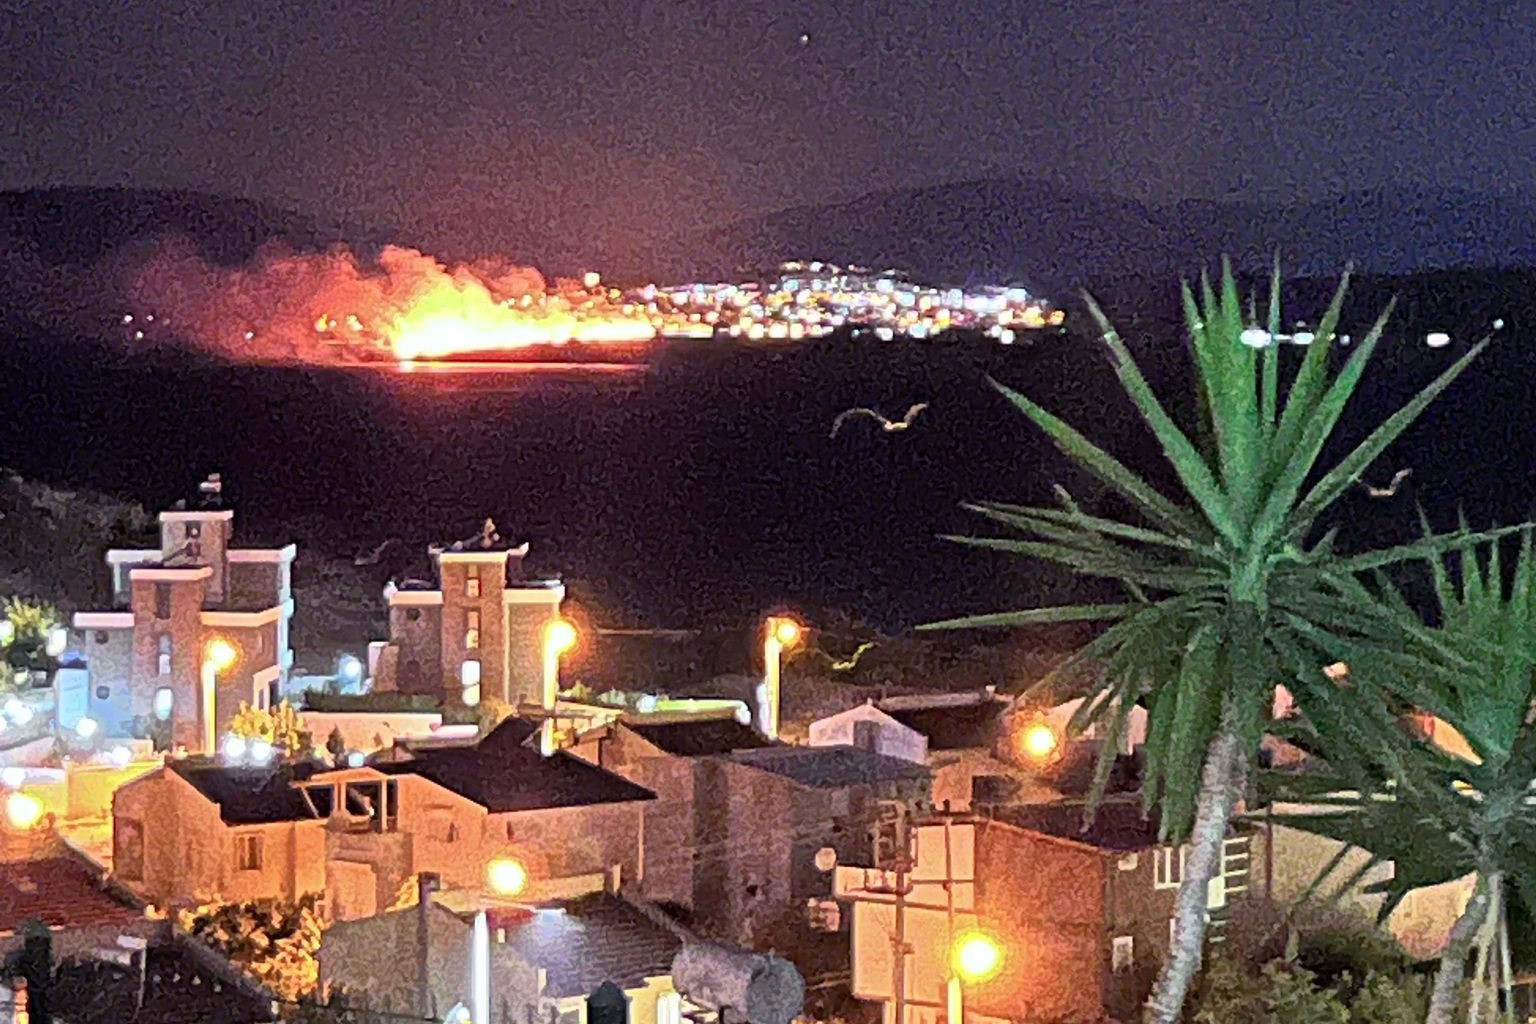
[0,484,1480,1024]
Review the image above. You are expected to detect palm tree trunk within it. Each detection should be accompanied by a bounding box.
[1144,706,1247,1024]
[1427,873,1495,1024]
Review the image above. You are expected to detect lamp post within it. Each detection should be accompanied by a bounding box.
[540,620,577,756]
[202,639,238,756]
[758,615,801,740]
[947,931,1002,1024]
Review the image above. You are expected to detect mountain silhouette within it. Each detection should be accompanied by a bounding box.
[707,175,1536,294]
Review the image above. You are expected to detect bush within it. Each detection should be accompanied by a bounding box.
[177,893,325,1002]
[1189,956,1426,1024]
[1295,927,1413,992]
[300,689,441,714]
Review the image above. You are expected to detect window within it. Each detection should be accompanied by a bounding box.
[186,541,203,559]
[254,683,271,712]
[657,991,682,1024]
[154,584,172,620]
[446,823,461,843]
[185,523,201,539]
[1112,935,1134,972]
[94,631,109,645]
[303,785,335,818]
[406,608,421,622]
[465,610,481,650]
[157,635,172,676]
[235,834,264,871]
[466,576,481,598]
[461,659,482,706]
[95,686,111,700]
[116,820,144,881]
[153,687,174,720]
[1155,845,1187,889]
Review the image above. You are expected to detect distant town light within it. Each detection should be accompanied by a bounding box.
[1494,318,1506,331]
[107,746,132,768]
[75,717,99,740]
[1239,327,1272,348]
[1426,332,1451,348]
[222,734,248,761]
[5,791,44,831]
[636,694,659,714]
[487,857,528,896]
[347,751,366,768]
[582,272,602,290]
[1291,331,1316,346]
[339,655,363,684]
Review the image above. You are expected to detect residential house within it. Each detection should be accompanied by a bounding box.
[839,801,1256,1024]
[371,522,566,709]
[0,853,159,962]
[810,691,1012,812]
[570,712,931,989]
[63,483,295,753]
[320,876,686,1024]
[111,717,654,920]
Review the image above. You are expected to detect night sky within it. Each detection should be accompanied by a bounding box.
[4,0,1532,262]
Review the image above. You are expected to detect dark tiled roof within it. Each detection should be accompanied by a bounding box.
[483,894,683,998]
[880,699,1008,751]
[0,856,144,934]
[374,718,655,813]
[51,945,275,1024]
[167,759,321,825]
[995,799,1164,852]
[625,716,775,757]
[728,745,930,789]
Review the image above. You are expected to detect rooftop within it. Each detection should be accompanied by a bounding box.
[51,944,276,1024]
[168,759,321,825]
[878,693,1009,751]
[372,717,655,813]
[623,714,776,758]
[729,745,930,789]
[993,799,1165,852]
[476,893,684,998]
[0,855,145,935]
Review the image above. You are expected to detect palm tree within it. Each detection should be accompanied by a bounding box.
[924,263,1495,1023]
[1270,531,1536,1024]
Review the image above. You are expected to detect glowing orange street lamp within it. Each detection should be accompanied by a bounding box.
[947,930,1003,1024]
[759,615,802,741]
[1017,721,1061,765]
[487,856,528,897]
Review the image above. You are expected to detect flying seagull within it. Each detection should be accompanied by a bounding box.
[830,402,930,438]
[1361,469,1412,498]
[353,538,401,566]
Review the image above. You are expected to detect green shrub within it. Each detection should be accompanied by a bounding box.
[1189,956,1425,1024]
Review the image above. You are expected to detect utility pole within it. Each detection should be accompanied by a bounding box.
[867,800,914,1024]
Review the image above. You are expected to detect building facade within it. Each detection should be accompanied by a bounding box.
[372,526,565,709]
[111,719,654,920]
[66,501,295,753]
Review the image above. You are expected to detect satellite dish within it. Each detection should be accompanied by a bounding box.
[814,847,838,873]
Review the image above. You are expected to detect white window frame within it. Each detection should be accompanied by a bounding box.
[1111,935,1134,971]
[1154,845,1187,889]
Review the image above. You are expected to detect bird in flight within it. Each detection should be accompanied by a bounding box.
[354,538,401,566]
[1361,469,1411,498]
[830,402,930,438]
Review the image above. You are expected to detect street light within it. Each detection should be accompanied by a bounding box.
[487,856,528,897]
[540,620,578,757]
[1015,721,1060,765]
[759,615,802,740]
[947,930,1003,1024]
[202,638,240,755]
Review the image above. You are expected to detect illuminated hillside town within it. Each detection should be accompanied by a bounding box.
[117,259,1065,363]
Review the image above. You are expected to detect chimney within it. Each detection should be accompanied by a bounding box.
[416,873,441,1019]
